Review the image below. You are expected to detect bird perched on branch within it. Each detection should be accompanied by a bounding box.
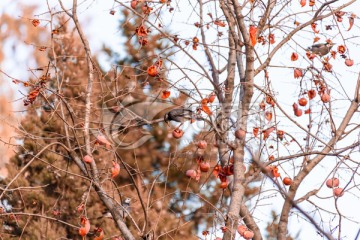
[120,198,132,219]
[307,42,335,56]
[101,198,132,220]
[164,108,194,125]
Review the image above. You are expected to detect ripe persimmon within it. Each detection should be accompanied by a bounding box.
[298,97,308,106]
[283,177,292,185]
[326,178,339,188]
[172,129,184,139]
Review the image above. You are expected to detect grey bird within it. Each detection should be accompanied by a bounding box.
[101,198,131,219]
[307,42,335,56]
[164,108,194,125]
[119,198,131,219]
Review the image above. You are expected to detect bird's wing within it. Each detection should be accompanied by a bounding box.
[174,108,192,113]
[169,108,192,117]
[179,109,194,118]
[311,43,326,48]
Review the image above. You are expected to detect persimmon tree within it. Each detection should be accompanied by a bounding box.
[1,3,196,239]
[1,0,360,240]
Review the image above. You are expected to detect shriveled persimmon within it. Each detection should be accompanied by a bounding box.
[32,19,40,27]
[79,216,90,237]
[130,0,138,9]
[321,93,330,103]
[265,111,272,121]
[308,89,316,100]
[243,230,255,239]
[83,155,93,164]
[237,225,247,236]
[277,130,285,140]
[337,45,346,54]
[197,140,207,149]
[186,169,197,179]
[294,68,303,78]
[111,161,120,178]
[161,90,170,99]
[249,25,257,46]
[208,93,216,103]
[253,127,259,137]
[147,65,159,77]
[265,95,275,107]
[291,52,298,61]
[199,162,210,172]
[235,129,246,139]
[219,180,229,189]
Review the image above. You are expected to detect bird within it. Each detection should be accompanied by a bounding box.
[101,198,132,220]
[163,108,194,125]
[119,198,132,219]
[307,42,335,56]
